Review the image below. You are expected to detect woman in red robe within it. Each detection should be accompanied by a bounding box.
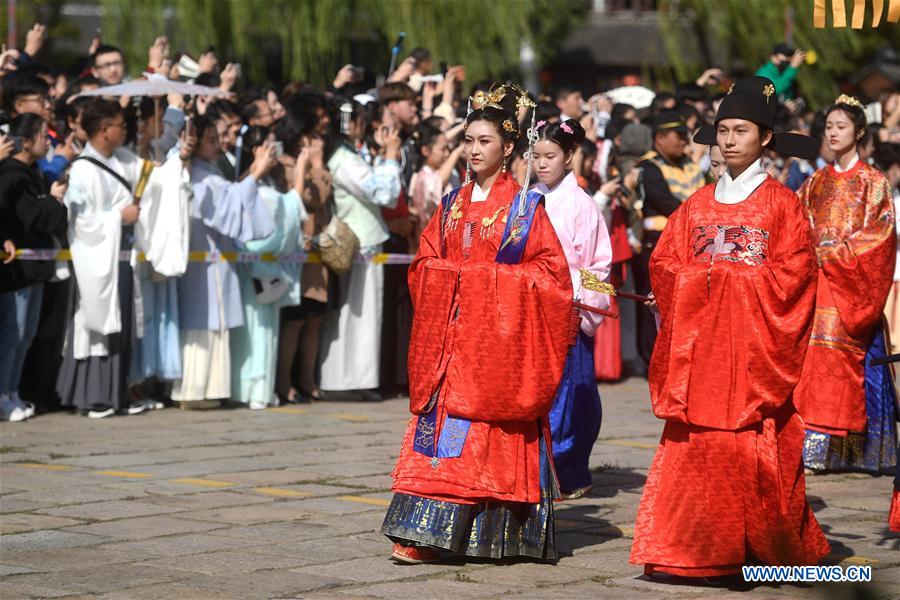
[794,95,897,475]
[630,77,830,578]
[381,85,573,563]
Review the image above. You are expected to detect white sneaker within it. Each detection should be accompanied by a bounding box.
[248,401,269,410]
[127,402,147,416]
[0,394,27,422]
[87,408,115,419]
[10,393,35,419]
[144,399,165,410]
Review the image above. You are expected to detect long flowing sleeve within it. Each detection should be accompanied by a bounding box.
[649,183,817,430]
[443,206,573,422]
[193,173,275,244]
[576,199,613,335]
[814,173,895,339]
[332,153,401,209]
[136,156,192,277]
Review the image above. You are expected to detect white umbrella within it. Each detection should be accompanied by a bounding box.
[77,74,232,162]
[605,86,656,110]
[76,73,232,99]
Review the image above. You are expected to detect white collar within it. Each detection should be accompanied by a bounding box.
[833,153,859,173]
[714,158,767,204]
[472,182,490,203]
[536,171,577,199]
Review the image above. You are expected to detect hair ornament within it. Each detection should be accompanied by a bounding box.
[834,94,863,109]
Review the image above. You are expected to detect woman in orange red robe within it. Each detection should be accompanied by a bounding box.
[630,77,830,578]
[381,85,573,563]
[794,95,897,475]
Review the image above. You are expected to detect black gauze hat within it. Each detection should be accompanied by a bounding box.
[693,76,819,160]
[652,109,688,134]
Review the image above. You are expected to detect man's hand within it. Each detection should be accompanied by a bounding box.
[0,49,20,72]
[388,57,416,83]
[88,35,101,56]
[3,239,16,264]
[148,36,169,70]
[333,64,354,89]
[790,50,807,69]
[645,291,659,314]
[58,132,78,162]
[121,204,140,225]
[50,180,68,201]
[0,135,14,161]
[24,23,47,57]
[179,132,197,162]
[695,67,723,87]
[219,63,238,91]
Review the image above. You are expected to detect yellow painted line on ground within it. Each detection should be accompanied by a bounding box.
[171,477,237,488]
[268,406,308,415]
[253,487,313,498]
[838,555,879,565]
[16,463,74,471]
[94,470,152,479]
[603,439,657,450]
[337,495,391,507]
[328,413,372,423]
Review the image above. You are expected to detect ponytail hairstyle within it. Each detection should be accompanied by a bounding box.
[826,94,869,146]
[535,118,586,155]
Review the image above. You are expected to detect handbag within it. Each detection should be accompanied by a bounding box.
[315,202,359,275]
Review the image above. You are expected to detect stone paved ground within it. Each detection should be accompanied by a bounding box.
[1,379,898,599]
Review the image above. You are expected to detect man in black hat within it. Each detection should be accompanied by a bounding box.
[755,42,807,100]
[629,76,829,579]
[633,110,704,366]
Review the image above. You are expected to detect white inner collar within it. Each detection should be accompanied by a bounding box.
[833,153,859,173]
[714,158,767,204]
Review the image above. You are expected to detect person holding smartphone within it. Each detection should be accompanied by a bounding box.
[0,114,68,422]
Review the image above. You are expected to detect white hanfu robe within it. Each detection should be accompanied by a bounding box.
[130,155,192,382]
[57,143,143,412]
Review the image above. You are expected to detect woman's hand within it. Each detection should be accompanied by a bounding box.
[3,239,16,264]
[249,141,278,180]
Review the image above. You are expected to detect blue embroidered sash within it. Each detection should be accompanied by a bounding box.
[418,188,544,462]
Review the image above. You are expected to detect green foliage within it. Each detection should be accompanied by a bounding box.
[97,0,590,87]
[660,0,900,109]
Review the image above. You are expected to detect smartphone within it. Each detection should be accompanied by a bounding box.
[349,66,364,83]
[232,63,242,79]
[440,61,448,76]
[272,141,284,158]
[8,136,24,154]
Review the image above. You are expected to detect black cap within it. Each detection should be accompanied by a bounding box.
[773,43,795,56]
[693,75,819,159]
[652,110,688,134]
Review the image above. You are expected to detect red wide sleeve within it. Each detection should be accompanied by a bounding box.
[818,173,896,339]
[407,209,461,414]
[443,206,573,422]
[650,186,818,430]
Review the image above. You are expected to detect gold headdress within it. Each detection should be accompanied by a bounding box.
[834,94,863,109]
[464,83,538,205]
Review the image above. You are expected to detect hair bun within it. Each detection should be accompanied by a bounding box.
[561,119,586,144]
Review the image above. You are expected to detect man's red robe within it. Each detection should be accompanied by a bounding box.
[630,178,830,577]
[392,173,573,505]
[794,161,896,436]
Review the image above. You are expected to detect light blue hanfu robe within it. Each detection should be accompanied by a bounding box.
[230,185,306,407]
[172,160,274,402]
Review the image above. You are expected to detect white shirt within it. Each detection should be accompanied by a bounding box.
[714,158,767,204]
[832,153,859,173]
